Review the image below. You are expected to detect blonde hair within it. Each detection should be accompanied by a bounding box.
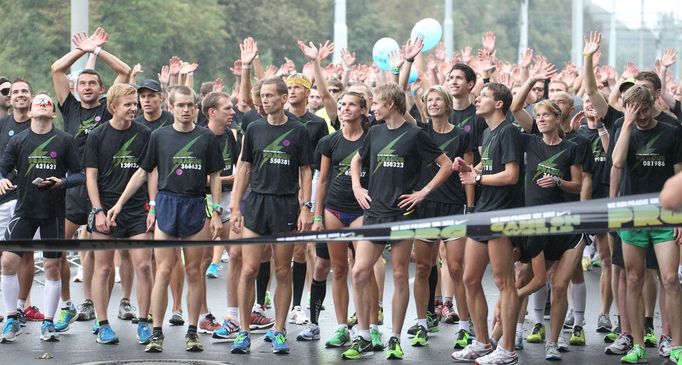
[422,86,453,118]
[106,83,137,111]
[622,84,655,109]
[533,99,562,118]
[374,83,406,115]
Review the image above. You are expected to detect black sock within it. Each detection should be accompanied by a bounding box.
[43,319,54,324]
[153,327,163,337]
[99,319,109,327]
[8,314,17,320]
[310,279,326,325]
[645,316,654,331]
[427,265,438,314]
[187,325,197,335]
[256,261,271,306]
[292,261,307,308]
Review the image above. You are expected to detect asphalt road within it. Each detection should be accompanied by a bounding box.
[0,254,670,365]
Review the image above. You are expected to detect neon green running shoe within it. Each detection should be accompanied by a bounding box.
[620,343,647,363]
[386,336,404,360]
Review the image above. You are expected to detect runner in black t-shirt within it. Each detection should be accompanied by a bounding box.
[134,79,173,132]
[452,83,523,364]
[108,86,224,354]
[199,91,240,336]
[349,81,451,359]
[611,85,682,363]
[82,84,152,345]
[230,78,313,355]
[408,86,473,348]
[0,94,83,344]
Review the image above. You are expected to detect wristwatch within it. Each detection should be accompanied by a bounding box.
[91,207,104,215]
[475,173,482,186]
[554,177,562,187]
[303,200,314,210]
[212,203,223,216]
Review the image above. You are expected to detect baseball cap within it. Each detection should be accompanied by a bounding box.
[137,79,162,93]
[619,77,635,93]
[0,76,10,85]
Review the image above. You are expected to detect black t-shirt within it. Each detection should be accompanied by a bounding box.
[577,126,609,195]
[620,121,682,194]
[448,104,488,164]
[140,125,225,197]
[563,130,594,202]
[134,111,174,132]
[214,128,240,192]
[522,135,579,206]
[241,118,312,195]
[0,115,31,204]
[360,122,443,217]
[83,122,151,209]
[0,128,81,219]
[317,130,367,214]
[295,111,329,155]
[196,110,208,127]
[417,125,471,205]
[58,93,112,158]
[476,120,524,212]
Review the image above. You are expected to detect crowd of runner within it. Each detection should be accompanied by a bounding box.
[0,27,681,365]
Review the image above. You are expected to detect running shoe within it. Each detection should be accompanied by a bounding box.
[658,335,672,357]
[515,331,524,350]
[15,309,25,326]
[386,336,404,359]
[582,255,592,271]
[199,313,221,334]
[670,345,682,362]
[264,290,272,309]
[213,318,240,339]
[605,325,621,343]
[221,250,230,263]
[563,309,574,330]
[605,334,632,355]
[545,341,561,361]
[55,306,78,332]
[410,325,428,347]
[442,306,460,324]
[169,311,185,326]
[569,325,586,346]
[205,262,221,278]
[117,299,136,320]
[620,343,646,363]
[230,331,251,354]
[297,323,320,341]
[592,255,602,267]
[341,336,372,360]
[24,306,44,321]
[347,312,358,328]
[288,305,308,325]
[435,304,445,321]
[454,328,474,349]
[451,340,493,362]
[597,314,612,333]
[644,327,657,347]
[40,321,59,342]
[185,332,203,352]
[370,328,385,351]
[145,334,164,353]
[475,347,519,365]
[92,318,100,335]
[0,317,21,343]
[427,311,439,332]
[264,329,275,342]
[325,326,350,348]
[272,331,289,354]
[526,323,546,343]
[137,322,153,344]
[96,325,119,344]
[250,307,275,330]
[77,300,96,321]
[73,266,83,282]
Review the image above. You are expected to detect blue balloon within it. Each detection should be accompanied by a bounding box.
[411,18,442,52]
[372,37,400,71]
[408,66,419,84]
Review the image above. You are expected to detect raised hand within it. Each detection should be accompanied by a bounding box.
[73,27,108,53]
[530,59,557,80]
[622,63,639,79]
[240,37,259,65]
[519,48,533,68]
[131,63,143,76]
[298,40,319,61]
[435,42,446,61]
[388,49,404,70]
[318,40,335,61]
[461,46,473,64]
[661,48,677,69]
[583,31,601,56]
[169,56,181,76]
[212,78,224,92]
[477,49,496,72]
[230,59,242,77]
[179,61,198,74]
[482,31,496,54]
[404,37,424,60]
[157,65,170,85]
[499,72,514,89]
[340,48,356,68]
[263,64,277,79]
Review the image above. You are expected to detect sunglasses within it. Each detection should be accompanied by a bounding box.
[532,87,545,92]
[0,88,9,96]
[329,88,341,93]
[32,96,54,107]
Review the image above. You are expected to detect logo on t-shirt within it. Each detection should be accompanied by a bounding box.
[222,139,232,171]
[591,137,606,162]
[170,136,203,176]
[635,132,666,168]
[112,133,140,169]
[456,115,473,133]
[26,136,58,176]
[261,130,294,167]
[533,149,566,181]
[337,148,362,177]
[374,132,407,174]
[77,115,102,137]
[481,136,496,172]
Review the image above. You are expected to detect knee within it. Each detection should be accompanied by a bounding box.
[448,262,464,280]
[463,271,481,291]
[274,265,291,283]
[625,269,644,287]
[240,263,259,281]
[660,273,681,292]
[43,262,60,279]
[393,265,408,284]
[352,265,371,286]
[134,261,152,276]
[550,281,568,298]
[96,263,114,278]
[492,271,514,291]
[184,266,202,283]
[155,265,174,285]
[332,264,348,281]
[415,262,430,278]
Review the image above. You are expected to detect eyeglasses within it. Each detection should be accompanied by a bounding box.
[329,88,341,93]
[32,96,54,107]
[0,88,9,96]
[532,87,545,92]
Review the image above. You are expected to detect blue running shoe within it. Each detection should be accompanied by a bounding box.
[272,331,289,354]
[1,317,21,343]
[205,263,221,278]
[137,322,153,344]
[55,307,77,332]
[213,319,240,339]
[264,328,275,342]
[231,331,251,354]
[96,325,119,344]
[92,318,99,335]
[40,321,59,342]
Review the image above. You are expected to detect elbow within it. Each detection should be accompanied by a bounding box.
[505,173,519,185]
[612,160,625,170]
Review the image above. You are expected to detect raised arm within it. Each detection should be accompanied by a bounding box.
[659,48,677,109]
[511,61,556,133]
[238,37,258,112]
[583,31,609,118]
[298,40,337,121]
[399,37,424,91]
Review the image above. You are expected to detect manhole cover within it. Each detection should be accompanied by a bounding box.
[78,361,233,365]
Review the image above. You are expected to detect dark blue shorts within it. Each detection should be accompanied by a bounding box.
[156,191,205,238]
[326,207,363,226]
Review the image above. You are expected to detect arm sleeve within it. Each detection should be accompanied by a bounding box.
[82,131,100,168]
[206,134,226,174]
[297,126,313,166]
[416,129,445,162]
[500,126,524,164]
[140,132,158,172]
[240,125,254,163]
[0,138,17,177]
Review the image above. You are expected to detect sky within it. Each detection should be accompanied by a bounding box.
[591,0,681,29]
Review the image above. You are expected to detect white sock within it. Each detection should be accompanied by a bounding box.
[226,307,238,321]
[370,323,379,331]
[516,322,524,333]
[583,244,595,257]
[61,300,73,309]
[572,281,586,327]
[43,279,61,320]
[358,329,370,340]
[459,319,470,331]
[532,284,548,324]
[678,264,682,275]
[1,275,19,316]
[339,324,348,331]
[17,298,26,310]
[391,332,400,340]
[417,318,428,328]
